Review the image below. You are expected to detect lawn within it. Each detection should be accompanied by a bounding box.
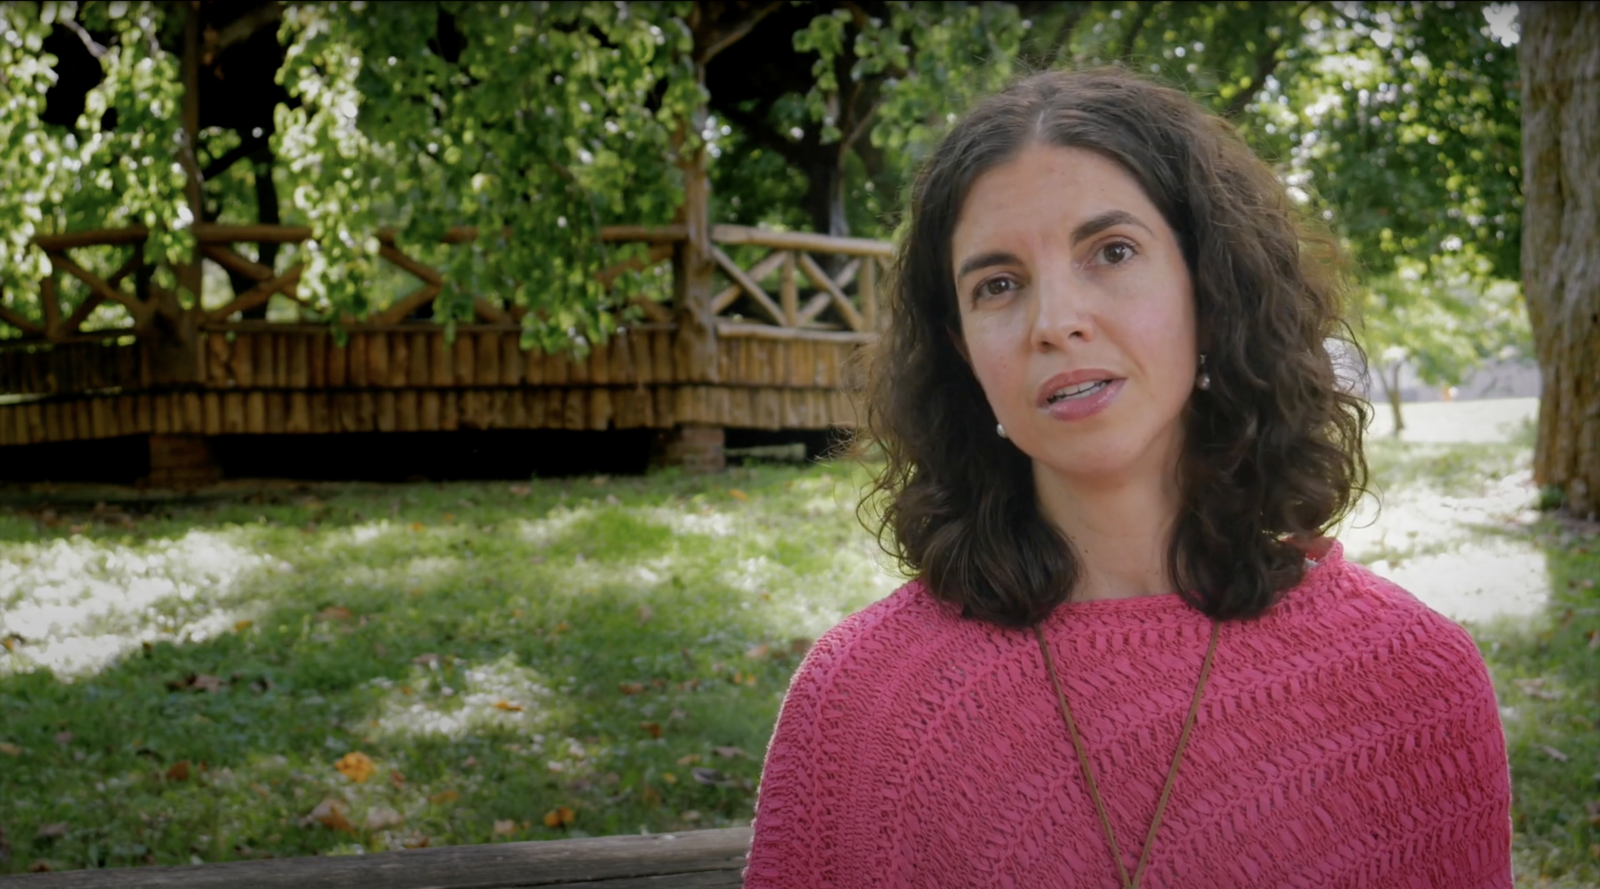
[1,415,1597,884]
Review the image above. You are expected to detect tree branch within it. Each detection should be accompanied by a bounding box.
[1118,2,1160,63]
[202,132,271,181]
[698,2,785,65]
[203,1,283,64]
[61,18,107,58]
[1222,1,1312,119]
[1041,3,1091,69]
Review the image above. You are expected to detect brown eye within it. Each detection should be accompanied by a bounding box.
[1100,241,1136,265]
[977,277,1016,300]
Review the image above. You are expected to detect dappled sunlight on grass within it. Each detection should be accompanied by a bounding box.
[0,529,288,680]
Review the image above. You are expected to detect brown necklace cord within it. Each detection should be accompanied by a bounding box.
[1031,618,1222,889]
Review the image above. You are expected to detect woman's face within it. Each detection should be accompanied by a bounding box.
[951,144,1198,487]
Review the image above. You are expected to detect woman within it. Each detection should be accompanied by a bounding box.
[743,69,1512,888]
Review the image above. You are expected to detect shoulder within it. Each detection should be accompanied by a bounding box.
[1269,543,1494,702]
[786,578,964,700]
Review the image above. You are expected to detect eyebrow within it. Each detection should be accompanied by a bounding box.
[954,209,1154,280]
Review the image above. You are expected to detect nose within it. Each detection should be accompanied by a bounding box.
[1028,268,1095,353]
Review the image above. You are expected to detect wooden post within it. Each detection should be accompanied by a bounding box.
[146,434,222,489]
[180,2,203,305]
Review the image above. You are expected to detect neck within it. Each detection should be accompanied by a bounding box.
[1034,457,1183,603]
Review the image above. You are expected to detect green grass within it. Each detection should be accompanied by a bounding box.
[0,464,899,872]
[2,440,1597,883]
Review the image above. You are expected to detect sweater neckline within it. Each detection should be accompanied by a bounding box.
[1053,539,1344,617]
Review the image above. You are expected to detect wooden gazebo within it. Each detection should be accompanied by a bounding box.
[0,219,888,484]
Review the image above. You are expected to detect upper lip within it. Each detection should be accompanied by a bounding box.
[1036,370,1121,406]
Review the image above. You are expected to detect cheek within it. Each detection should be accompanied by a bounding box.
[961,319,1029,407]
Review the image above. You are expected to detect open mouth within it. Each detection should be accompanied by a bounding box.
[1045,380,1113,404]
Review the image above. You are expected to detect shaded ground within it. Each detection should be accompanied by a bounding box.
[1,396,1596,883]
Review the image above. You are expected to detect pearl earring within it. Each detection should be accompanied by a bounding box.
[996,423,1008,439]
[1197,353,1211,391]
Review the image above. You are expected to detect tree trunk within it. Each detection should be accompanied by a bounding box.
[1380,362,1406,438]
[1521,2,1600,519]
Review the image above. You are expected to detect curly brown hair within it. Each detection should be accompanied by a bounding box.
[863,68,1369,628]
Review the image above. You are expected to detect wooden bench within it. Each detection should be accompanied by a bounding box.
[0,826,750,888]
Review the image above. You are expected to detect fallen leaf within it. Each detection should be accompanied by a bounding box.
[411,522,425,532]
[619,682,645,695]
[443,512,455,523]
[1515,678,1561,700]
[640,722,662,739]
[412,653,441,668]
[402,833,430,849]
[316,606,354,622]
[429,790,459,805]
[680,809,701,823]
[676,754,701,766]
[34,823,67,841]
[365,807,404,831]
[728,488,748,501]
[53,731,72,746]
[389,770,406,788]
[28,860,51,873]
[713,746,751,759]
[637,605,654,624]
[250,782,270,798]
[743,644,769,660]
[166,760,191,782]
[493,700,524,712]
[303,798,354,833]
[1539,744,1569,762]
[0,742,21,756]
[508,484,531,496]
[542,805,576,828]
[788,638,813,656]
[690,767,728,786]
[1586,800,1600,826]
[336,751,377,783]
[190,674,225,693]
[492,819,518,837]
[1587,629,1599,650]
[462,756,478,769]
[234,620,254,633]
[668,708,688,724]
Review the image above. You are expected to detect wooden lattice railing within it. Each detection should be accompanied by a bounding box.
[0,223,889,345]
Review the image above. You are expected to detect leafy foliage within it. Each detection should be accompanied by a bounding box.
[0,0,1529,383]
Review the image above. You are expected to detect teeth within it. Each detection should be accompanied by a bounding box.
[1048,380,1109,403]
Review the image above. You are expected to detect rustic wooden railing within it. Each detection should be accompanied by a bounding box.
[0,223,891,452]
[0,825,749,887]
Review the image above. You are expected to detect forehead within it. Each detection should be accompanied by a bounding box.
[952,145,1157,252]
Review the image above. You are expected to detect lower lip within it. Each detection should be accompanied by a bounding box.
[1041,379,1125,421]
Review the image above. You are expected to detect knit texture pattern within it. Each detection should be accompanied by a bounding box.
[745,542,1513,888]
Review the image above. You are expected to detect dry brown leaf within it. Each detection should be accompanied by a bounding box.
[728,488,749,501]
[743,644,769,660]
[316,606,354,622]
[365,807,404,831]
[0,742,21,756]
[691,767,728,786]
[336,751,377,783]
[676,754,701,766]
[166,760,191,782]
[233,620,254,633]
[389,770,406,788]
[639,722,662,739]
[190,674,225,693]
[410,522,425,532]
[303,798,354,833]
[618,681,645,695]
[542,805,576,828]
[788,638,813,656]
[28,860,51,873]
[493,700,524,712]
[662,772,677,785]
[1587,628,1599,650]
[34,823,67,841]
[402,833,431,849]
[680,809,701,823]
[713,746,751,759]
[508,484,531,496]
[428,790,459,805]
[641,783,662,808]
[492,819,518,837]
[1515,678,1561,700]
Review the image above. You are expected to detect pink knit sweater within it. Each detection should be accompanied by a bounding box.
[745,542,1513,887]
